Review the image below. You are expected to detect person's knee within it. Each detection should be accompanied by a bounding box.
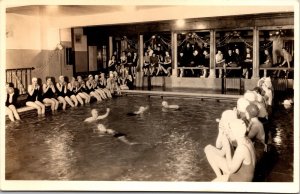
[204,144,214,155]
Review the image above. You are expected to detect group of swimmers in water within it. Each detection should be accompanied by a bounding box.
[204,76,294,182]
[84,100,179,145]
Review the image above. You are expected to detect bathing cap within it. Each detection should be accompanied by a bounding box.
[88,74,93,78]
[229,119,247,139]
[237,97,250,113]
[246,103,259,118]
[244,91,257,102]
[221,110,237,121]
[162,101,168,106]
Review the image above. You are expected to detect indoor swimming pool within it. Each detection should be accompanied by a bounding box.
[5,95,294,182]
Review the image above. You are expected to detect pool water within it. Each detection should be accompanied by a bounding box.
[5,96,293,181]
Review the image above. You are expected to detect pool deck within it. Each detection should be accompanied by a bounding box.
[122,90,242,101]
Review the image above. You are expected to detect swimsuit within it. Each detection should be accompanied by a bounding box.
[57,83,67,97]
[6,93,18,106]
[228,144,255,182]
[27,87,42,102]
[43,86,55,99]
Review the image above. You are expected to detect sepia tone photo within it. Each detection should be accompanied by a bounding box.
[1,0,299,192]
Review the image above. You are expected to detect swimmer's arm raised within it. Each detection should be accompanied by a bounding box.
[97,108,110,120]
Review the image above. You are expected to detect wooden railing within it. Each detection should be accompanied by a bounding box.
[6,67,35,94]
[260,67,294,78]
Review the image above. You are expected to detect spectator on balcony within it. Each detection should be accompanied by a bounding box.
[242,47,253,79]
[108,55,117,73]
[158,51,172,76]
[190,50,201,77]
[26,77,45,115]
[42,77,59,112]
[131,52,138,79]
[201,50,210,78]
[143,51,150,76]
[178,51,188,77]
[126,51,133,72]
[56,75,76,109]
[234,48,243,67]
[225,49,237,67]
[260,49,273,68]
[276,47,293,77]
[5,86,21,122]
[215,50,225,78]
[149,53,159,76]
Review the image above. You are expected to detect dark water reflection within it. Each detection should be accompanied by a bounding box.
[5,96,293,181]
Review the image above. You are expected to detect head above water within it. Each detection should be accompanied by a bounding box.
[91,109,98,117]
[162,101,168,107]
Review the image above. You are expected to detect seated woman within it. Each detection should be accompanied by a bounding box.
[131,52,138,78]
[149,53,159,76]
[68,77,84,106]
[56,75,75,108]
[108,55,117,73]
[5,86,21,122]
[215,50,225,78]
[42,77,59,112]
[86,75,102,101]
[242,47,253,79]
[276,47,293,77]
[94,124,138,145]
[162,101,179,109]
[127,106,149,116]
[84,108,110,122]
[162,51,172,76]
[26,77,45,115]
[77,76,91,103]
[66,77,79,107]
[93,75,108,100]
[143,51,151,76]
[260,49,273,68]
[99,73,112,98]
[205,119,256,182]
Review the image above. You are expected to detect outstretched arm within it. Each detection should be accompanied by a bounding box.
[97,108,110,120]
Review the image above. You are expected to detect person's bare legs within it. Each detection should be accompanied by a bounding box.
[35,101,45,114]
[57,96,67,110]
[6,107,15,122]
[204,144,230,177]
[8,105,20,120]
[43,98,56,112]
[26,101,42,115]
[65,96,75,107]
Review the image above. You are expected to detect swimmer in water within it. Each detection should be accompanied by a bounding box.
[162,101,179,109]
[94,124,138,145]
[84,108,110,122]
[127,106,149,116]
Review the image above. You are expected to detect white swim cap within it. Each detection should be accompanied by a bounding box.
[237,97,250,113]
[162,101,168,106]
[244,91,257,102]
[229,119,247,139]
[221,110,237,121]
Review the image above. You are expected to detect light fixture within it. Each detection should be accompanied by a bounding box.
[176,19,185,28]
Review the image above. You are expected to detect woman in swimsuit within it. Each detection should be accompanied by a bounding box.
[42,77,59,112]
[99,73,112,98]
[68,77,84,106]
[94,124,137,145]
[67,77,81,106]
[26,77,45,115]
[205,119,256,182]
[56,75,75,108]
[77,76,91,103]
[94,75,107,100]
[86,75,102,101]
[5,85,21,121]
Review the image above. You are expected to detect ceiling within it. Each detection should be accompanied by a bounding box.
[6,5,171,17]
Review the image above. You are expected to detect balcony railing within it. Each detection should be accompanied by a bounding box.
[6,67,35,94]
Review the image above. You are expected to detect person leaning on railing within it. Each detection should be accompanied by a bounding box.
[215,50,225,78]
[276,47,293,77]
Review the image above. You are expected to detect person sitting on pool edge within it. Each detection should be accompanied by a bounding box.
[162,101,179,109]
[127,106,149,116]
[95,124,138,145]
[205,119,256,182]
[84,108,110,122]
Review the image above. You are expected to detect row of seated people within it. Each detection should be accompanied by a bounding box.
[204,77,275,182]
[5,73,128,122]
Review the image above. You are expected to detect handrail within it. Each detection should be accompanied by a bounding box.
[6,67,35,94]
[260,67,294,78]
[6,67,35,71]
